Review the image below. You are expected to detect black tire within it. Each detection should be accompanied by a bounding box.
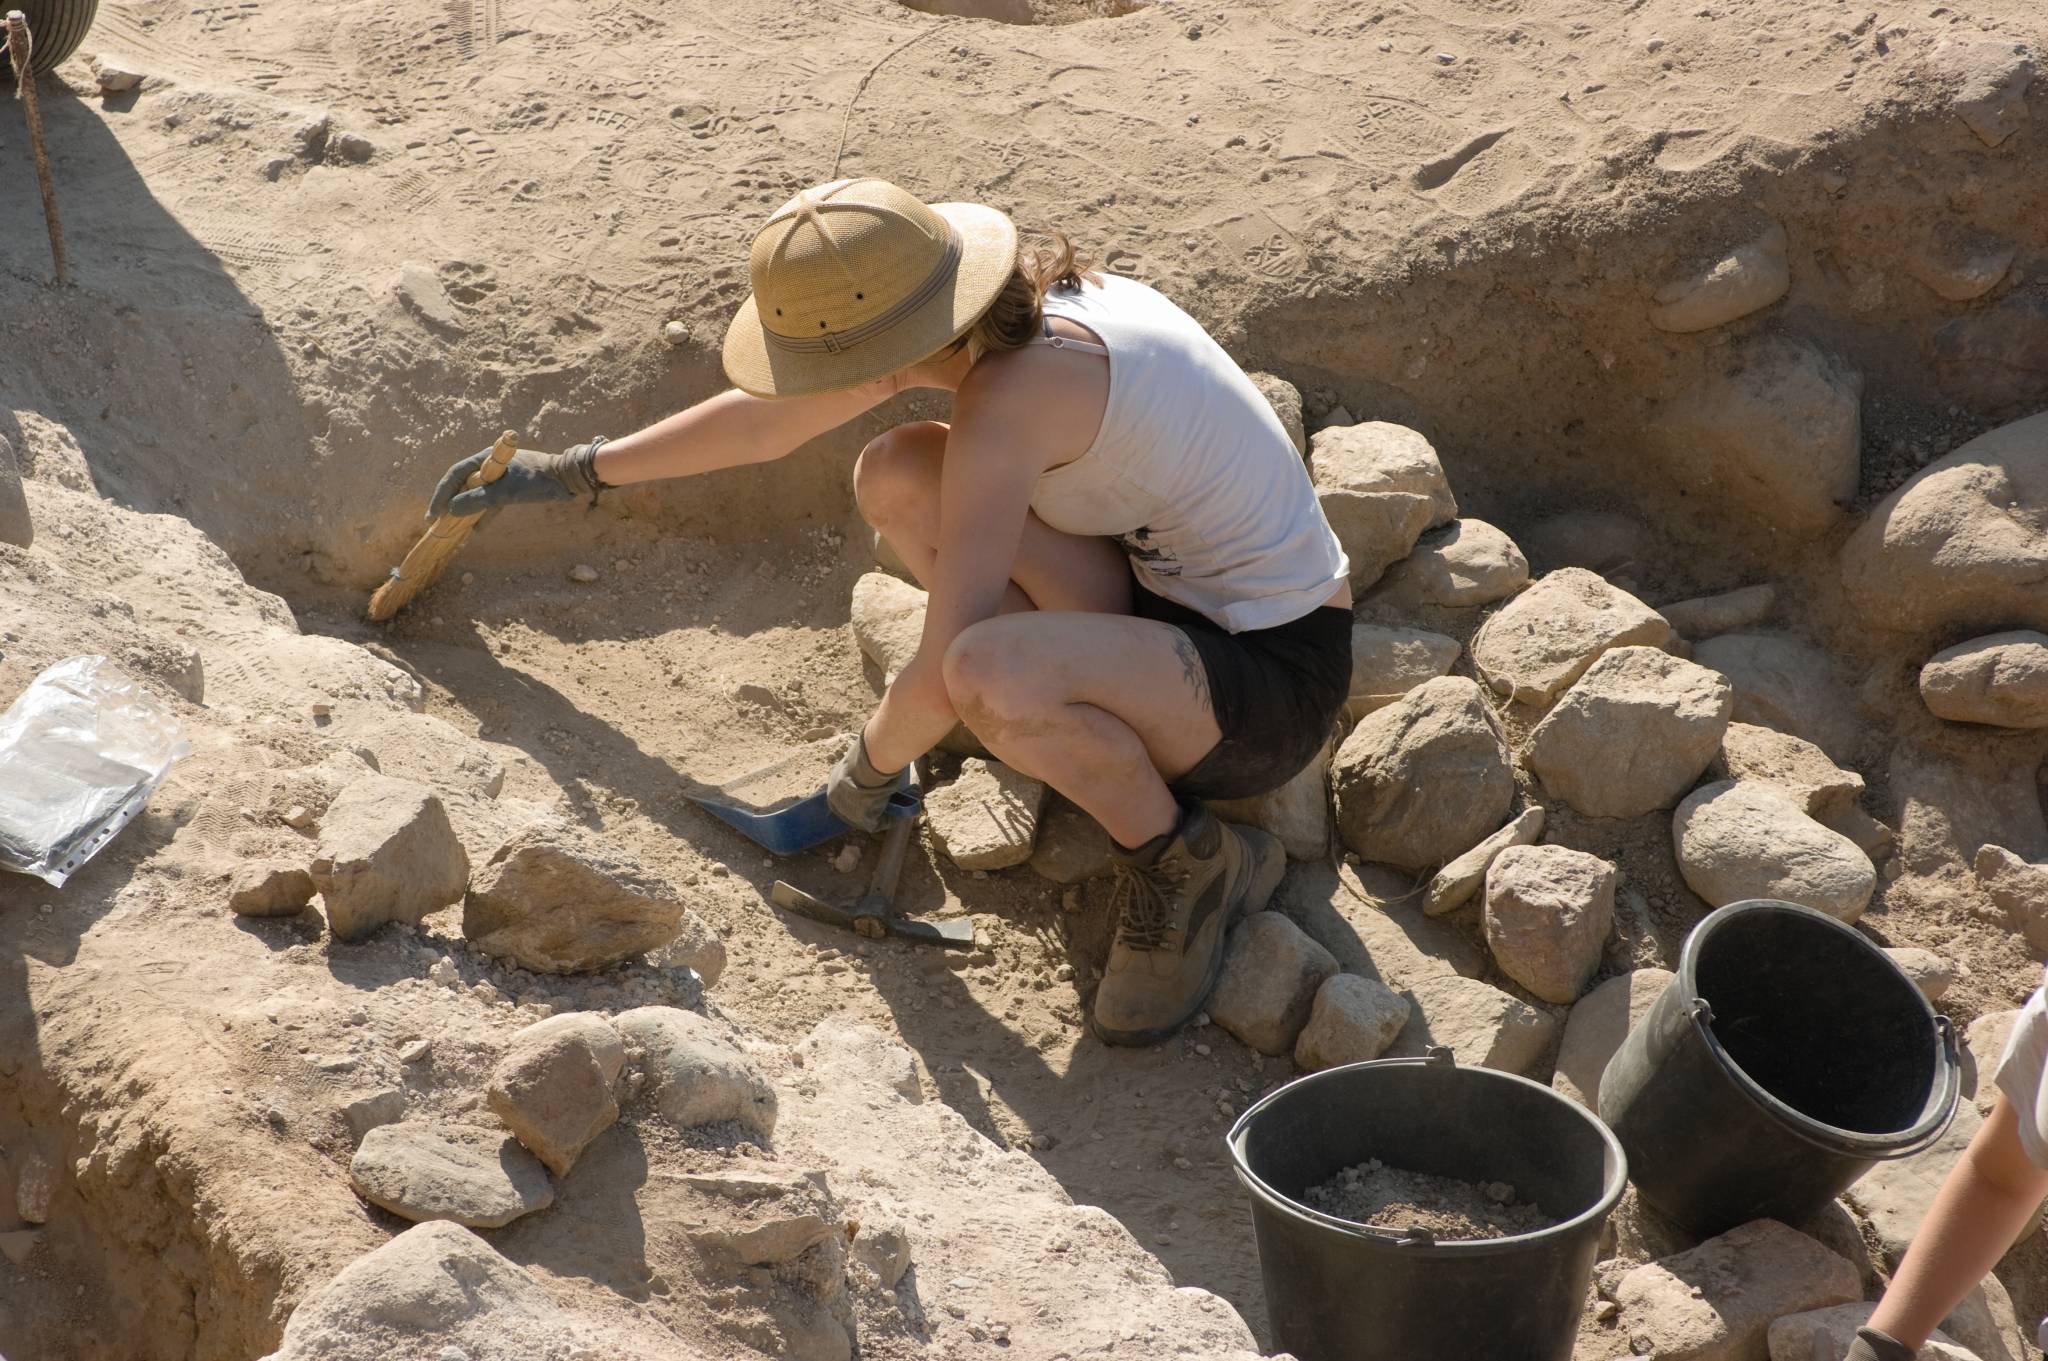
[1,0,101,77]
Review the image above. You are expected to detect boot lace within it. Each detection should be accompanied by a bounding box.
[1109,857,1188,953]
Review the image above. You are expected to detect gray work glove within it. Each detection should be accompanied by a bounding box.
[826,731,905,834]
[1846,1327,1916,1361]
[426,439,607,521]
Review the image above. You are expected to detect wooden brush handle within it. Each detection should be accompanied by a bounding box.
[469,430,519,494]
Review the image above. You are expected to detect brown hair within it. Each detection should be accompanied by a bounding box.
[966,232,1102,361]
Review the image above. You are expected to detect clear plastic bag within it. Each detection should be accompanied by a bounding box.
[0,655,192,887]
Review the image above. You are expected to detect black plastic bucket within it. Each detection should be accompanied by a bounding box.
[1227,1050,1627,1361]
[1599,899,1961,1238]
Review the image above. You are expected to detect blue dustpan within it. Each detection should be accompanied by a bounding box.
[688,785,921,856]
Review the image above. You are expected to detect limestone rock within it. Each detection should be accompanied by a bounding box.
[657,908,727,987]
[1769,1304,1981,1361]
[1692,632,1857,761]
[852,1220,915,1289]
[1207,912,1339,1056]
[1520,510,1649,576]
[1333,677,1514,872]
[1659,584,1776,640]
[1308,422,1457,588]
[849,571,926,679]
[1921,630,2048,728]
[0,433,30,549]
[1975,845,2048,955]
[310,775,469,943]
[1470,568,1674,706]
[1523,647,1733,818]
[1210,740,1331,861]
[1369,518,1529,610]
[796,1019,922,1105]
[1893,730,2048,874]
[347,1123,553,1229]
[1709,722,1866,818]
[1844,1100,1999,1265]
[1294,973,1412,1070]
[462,820,685,973]
[228,861,317,917]
[1385,975,1559,1075]
[1673,782,1876,923]
[1649,221,1791,333]
[1424,806,1545,917]
[394,262,459,330]
[1933,292,2048,415]
[1247,371,1307,457]
[1931,38,2036,147]
[257,1221,669,1361]
[1277,862,1485,989]
[487,1013,625,1178]
[1552,968,1673,1110]
[14,1152,53,1224]
[1347,624,1460,719]
[1644,335,1861,541]
[1841,412,2048,639]
[1613,1219,1860,1361]
[1965,1009,2023,1111]
[1028,797,1113,884]
[341,1089,406,1142]
[1885,947,1955,1002]
[924,758,1046,871]
[1907,225,2018,302]
[1482,845,1616,1004]
[1819,804,1894,859]
[615,1006,777,1138]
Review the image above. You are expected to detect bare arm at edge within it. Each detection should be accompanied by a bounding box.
[590,379,899,487]
[1868,1093,2048,1348]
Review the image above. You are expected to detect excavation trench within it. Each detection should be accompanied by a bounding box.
[3,58,2047,1361]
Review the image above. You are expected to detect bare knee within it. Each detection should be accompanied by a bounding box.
[852,422,945,532]
[943,620,1056,735]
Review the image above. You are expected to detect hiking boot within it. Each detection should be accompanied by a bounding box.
[1091,802,1285,1047]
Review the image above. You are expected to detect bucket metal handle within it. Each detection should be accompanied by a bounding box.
[1684,997,1965,1161]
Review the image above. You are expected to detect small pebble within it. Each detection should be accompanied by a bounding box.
[399,1039,432,1063]
[1435,51,1457,64]
[568,563,601,583]
[660,319,690,348]
[833,844,861,874]
[283,805,314,829]
[1377,40,1392,51]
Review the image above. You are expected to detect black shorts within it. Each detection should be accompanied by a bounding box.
[1132,586,1353,801]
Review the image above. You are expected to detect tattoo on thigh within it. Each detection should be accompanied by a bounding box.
[1170,631,1213,715]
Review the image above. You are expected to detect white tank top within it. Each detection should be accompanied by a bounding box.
[1027,275,1348,634]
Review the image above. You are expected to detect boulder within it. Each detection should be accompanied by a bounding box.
[1482,845,1616,1005]
[1207,912,1340,1056]
[462,820,686,973]
[1293,973,1412,1070]
[1769,1304,1981,1361]
[1470,568,1674,706]
[1709,722,1866,819]
[1028,797,1114,884]
[1613,1219,1860,1361]
[1659,584,1777,640]
[849,571,927,678]
[1895,731,2048,874]
[1692,632,1857,761]
[1333,677,1514,872]
[657,909,727,987]
[1844,1099,1998,1265]
[1975,845,2048,955]
[1210,740,1332,861]
[1673,782,1876,922]
[1552,968,1673,1110]
[852,1219,915,1289]
[1643,335,1861,540]
[1347,624,1460,720]
[1276,862,1485,989]
[1247,371,1308,457]
[1908,224,2018,303]
[1522,647,1733,818]
[1424,806,1545,917]
[1884,947,1955,1002]
[486,1013,626,1178]
[341,1089,406,1142]
[1964,1009,2023,1112]
[1931,37,2037,147]
[1308,422,1457,588]
[309,775,468,942]
[1840,412,2048,639]
[795,1019,922,1105]
[1648,221,1791,333]
[1385,975,1559,1075]
[1369,518,1529,609]
[1519,510,1649,576]
[347,1123,554,1229]
[614,1006,777,1139]
[14,1151,53,1224]
[227,861,317,917]
[1933,292,2048,412]
[1920,630,2048,728]
[924,758,1046,870]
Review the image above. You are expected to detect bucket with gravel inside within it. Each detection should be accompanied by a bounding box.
[1599,898,1962,1239]
[1226,1048,1626,1361]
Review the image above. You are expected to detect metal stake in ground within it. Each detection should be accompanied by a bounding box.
[6,11,69,286]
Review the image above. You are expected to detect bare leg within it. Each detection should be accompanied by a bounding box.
[941,613,1221,848]
[854,421,1131,616]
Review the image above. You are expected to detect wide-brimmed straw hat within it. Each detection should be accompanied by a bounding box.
[722,178,1019,399]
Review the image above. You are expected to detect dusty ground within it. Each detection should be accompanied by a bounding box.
[2,0,2046,1356]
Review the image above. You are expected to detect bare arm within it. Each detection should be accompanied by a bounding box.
[862,363,1063,770]
[591,378,898,486]
[1868,1093,2048,1348]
